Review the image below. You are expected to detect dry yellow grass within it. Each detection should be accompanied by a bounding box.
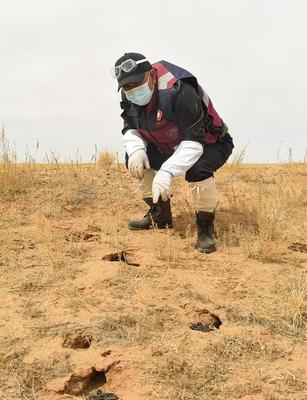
[148,334,287,400]
[0,141,306,399]
[217,162,306,263]
[97,150,118,171]
[0,127,38,199]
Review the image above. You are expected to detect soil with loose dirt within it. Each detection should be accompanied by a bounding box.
[0,162,306,400]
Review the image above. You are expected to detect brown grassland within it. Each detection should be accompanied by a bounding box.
[0,132,306,400]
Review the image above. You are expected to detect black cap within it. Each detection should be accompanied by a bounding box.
[115,52,152,91]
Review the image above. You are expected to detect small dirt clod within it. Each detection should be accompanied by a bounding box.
[101,350,112,358]
[190,322,215,332]
[101,251,139,266]
[288,242,307,253]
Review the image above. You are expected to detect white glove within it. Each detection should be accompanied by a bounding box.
[128,149,150,179]
[152,169,173,203]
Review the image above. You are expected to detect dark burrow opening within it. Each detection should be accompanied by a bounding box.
[86,370,119,400]
[190,312,222,332]
[86,368,118,400]
[87,370,107,392]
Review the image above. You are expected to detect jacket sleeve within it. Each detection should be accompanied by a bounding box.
[120,91,134,135]
[119,92,148,156]
[171,80,206,145]
[123,129,148,157]
[159,140,203,177]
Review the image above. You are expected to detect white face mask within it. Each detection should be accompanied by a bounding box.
[124,78,153,106]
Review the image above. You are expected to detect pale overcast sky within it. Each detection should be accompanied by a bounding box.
[0,0,306,162]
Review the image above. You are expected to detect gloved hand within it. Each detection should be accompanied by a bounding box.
[152,169,173,203]
[128,149,150,179]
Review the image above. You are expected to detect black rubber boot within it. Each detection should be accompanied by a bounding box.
[195,211,216,253]
[128,197,172,230]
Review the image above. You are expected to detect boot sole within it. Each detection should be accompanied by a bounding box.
[196,245,217,254]
[128,225,150,230]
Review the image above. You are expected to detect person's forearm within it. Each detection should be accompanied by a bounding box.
[123,129,148,157]
[160,140,203,177]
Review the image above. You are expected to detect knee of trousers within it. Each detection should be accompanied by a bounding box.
[140,169,155,198]
[189,176,216,212]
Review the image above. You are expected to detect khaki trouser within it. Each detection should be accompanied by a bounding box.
[139,169,216,212]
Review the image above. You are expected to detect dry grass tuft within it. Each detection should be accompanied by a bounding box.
[39,160,96,217]
[150,349,229,400]
[0,127,38,199]
[149,334,287,400]
[173,185,195,240]
[150,228,177,267]
[97,150,118,171]
[226,270,307,338]
[219,175,305,262]
[0,339,72,399]
[223,145,248,177]
[89,307,178,347]
[267,368,306,393]
[206,335,285,362]
[255,271,307,337]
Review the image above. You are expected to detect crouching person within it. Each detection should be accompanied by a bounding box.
[112,52,234,253]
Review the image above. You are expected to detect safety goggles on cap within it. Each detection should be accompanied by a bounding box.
[111,58,149,79]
